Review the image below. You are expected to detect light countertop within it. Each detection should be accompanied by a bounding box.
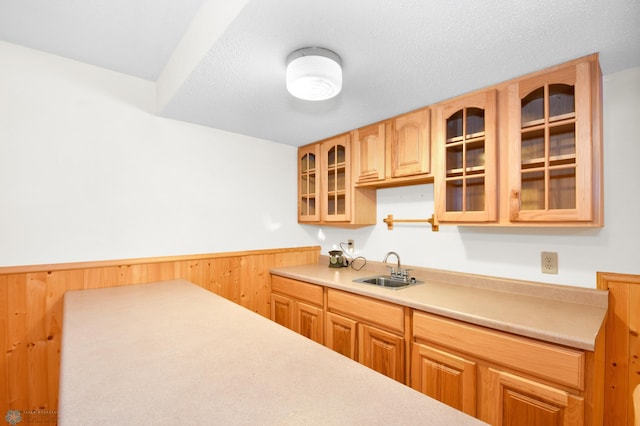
[58,279,485,426]
[270,259,608,351]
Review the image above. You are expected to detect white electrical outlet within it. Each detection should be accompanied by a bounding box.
[541,252,558,274]
[347,239,354,254]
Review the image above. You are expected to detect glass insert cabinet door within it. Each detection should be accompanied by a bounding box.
[298,144,320,222]
[321,134,351,222]
[435,90,497,222]
[508,62,594,222]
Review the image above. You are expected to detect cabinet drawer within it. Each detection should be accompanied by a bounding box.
[413,311,585,390]
[271,275,323,306]
[327,289,404,334]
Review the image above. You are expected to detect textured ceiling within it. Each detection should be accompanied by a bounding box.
[1,0,639,146]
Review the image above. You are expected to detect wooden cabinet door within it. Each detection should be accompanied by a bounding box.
[411,342,477,416]
[389,108,430,178]
[353,122,386,184]
[359,324,405,383]
[434,90,497,223]
[320,134,351,222]
[294,301,324,345]
[325,312,358,360]
[507,59,600,223]
[298,144,320,223]
[480,367,584,426]
[270,293,293,330]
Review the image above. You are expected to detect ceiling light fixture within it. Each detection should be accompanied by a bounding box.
[286,47,342,101]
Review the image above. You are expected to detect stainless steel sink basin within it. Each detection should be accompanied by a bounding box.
[353,275,423,289]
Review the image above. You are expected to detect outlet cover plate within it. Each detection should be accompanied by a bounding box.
[541,251,558,274]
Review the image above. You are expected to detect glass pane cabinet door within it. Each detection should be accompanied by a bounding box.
[508,61,594,222]
[321,134,351,222]
[298,144,320,222]
[436,90,497,222]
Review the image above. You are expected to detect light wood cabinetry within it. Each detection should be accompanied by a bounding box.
[352,122,386,184]
[434,90,498,223]
[326,311,358,359]
[326,288,408,383]
[432,54,602,226]
[390,108,431,179]
[298,133,376,227]
[268,270,603,424]
[270,275,324,344]
[320,134,351,222]
[359,323,405,382]
[506,56,602,225]
[412,310,599,425]
[353,108,432,188]
[480,366,584,425]
[411,340,477,416]
[303,55,602,227]
[298,144,320,222]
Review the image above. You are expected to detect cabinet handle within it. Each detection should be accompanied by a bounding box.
[509,190,520,221]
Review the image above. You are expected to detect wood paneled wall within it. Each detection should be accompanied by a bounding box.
[0,246,320,419]
[598,271,640,426]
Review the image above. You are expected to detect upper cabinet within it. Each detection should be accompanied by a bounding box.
[300,53,603,228]
[389,109,431,179]
[506,57,603,225]
[434,90,497,223]
[321,134,351,222]
[298,133,376,227]
[352,122,386,184]
[353,108,432,188]
[432,53,603,227]
[298,144,320,223]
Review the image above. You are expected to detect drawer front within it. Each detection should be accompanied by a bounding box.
[327,289,404,333]
[271,275,323,306]
[413,311,585,390]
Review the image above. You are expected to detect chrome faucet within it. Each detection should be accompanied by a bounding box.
[383,251,410,281]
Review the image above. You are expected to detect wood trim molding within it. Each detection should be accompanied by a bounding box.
[597,271,640,426]
[0,246,321,275]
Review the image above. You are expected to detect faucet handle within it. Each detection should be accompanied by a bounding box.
[399,268,412,282]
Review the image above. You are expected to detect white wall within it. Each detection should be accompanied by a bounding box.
[314,66,640,288]
[0,42,309,266]
[2,41,639,289]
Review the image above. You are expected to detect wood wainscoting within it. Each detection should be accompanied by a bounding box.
[598,271,640,426]
[0,246,320,419]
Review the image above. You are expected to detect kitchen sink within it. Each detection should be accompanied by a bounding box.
[353,275,423,289]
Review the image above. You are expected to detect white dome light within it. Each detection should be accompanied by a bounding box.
[286,47,342,101]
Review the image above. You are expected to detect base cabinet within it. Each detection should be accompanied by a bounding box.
[269,273,601,425]
[412,310,597,426]
[270,275,324,344]
[326,289,407,383]
[479,366,584,426]
[326,311,357,359]
[295,301,324,343]
[411,341,477,416]
[359,323,404,382]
